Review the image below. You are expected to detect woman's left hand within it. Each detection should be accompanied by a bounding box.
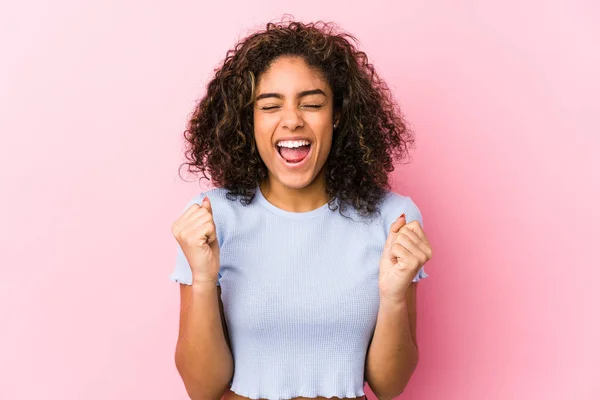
[378,214,433,303]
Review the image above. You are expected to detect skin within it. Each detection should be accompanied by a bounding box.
[252,55,340,213]
[225,55,370,400]
[175,54,431,400]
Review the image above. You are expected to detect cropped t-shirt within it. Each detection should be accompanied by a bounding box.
[170,185,428,400]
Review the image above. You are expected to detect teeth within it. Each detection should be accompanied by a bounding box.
[277,140,311,148]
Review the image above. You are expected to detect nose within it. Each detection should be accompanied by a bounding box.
[280,107,304,130]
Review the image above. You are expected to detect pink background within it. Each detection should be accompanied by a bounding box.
[1,1,598,399]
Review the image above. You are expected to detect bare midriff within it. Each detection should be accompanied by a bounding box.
[223,388,367,400]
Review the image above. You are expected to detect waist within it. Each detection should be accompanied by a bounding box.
[223,388,367,400]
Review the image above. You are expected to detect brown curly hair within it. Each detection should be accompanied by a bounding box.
[180,18,416,218]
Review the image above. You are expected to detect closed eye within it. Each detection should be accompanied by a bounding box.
[258,104,324,111]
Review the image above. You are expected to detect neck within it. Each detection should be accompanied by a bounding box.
[259,172,330,213]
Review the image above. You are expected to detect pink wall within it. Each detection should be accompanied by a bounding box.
[1,1,598,399]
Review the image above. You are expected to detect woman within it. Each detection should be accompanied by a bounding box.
[170,19,433,400]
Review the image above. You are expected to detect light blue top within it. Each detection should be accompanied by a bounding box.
[170,185,428,400]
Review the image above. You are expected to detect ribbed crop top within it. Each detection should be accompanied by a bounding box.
[170,185,428,400]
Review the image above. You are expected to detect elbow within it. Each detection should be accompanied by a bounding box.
[183,381,229,400]
[372,385,406,400]
[372,387,404,400]
[373,393,401,400]
[372,353,419,400]
[174,351,230,400]
[185,388,224,400]
[174,352,202,399]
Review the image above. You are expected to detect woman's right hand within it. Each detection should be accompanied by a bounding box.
[171,196,221,285]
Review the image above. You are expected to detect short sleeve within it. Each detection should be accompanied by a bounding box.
[403,196,430,283]
[169,194,222,286]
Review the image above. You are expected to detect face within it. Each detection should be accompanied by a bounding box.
[253,56,337,191]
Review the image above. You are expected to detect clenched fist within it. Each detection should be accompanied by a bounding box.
[378,213,433,303]
[171,196,221,285]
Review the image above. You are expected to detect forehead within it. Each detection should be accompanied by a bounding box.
[256,56,330,93]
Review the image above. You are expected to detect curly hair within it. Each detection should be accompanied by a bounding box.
[180,18,416,218]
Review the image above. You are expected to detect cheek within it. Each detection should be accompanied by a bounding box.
[253,116,269,139]
[307,112,333,133]
[312,120,333,145]
[253,111,279,128]
[252,118,275,158]
[253,134,270,155]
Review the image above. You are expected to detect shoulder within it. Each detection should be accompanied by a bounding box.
[378,190,424,228]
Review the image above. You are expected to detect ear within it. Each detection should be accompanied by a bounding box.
[333,110,341,126]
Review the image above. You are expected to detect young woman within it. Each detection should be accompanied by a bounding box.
[170,19,433,400]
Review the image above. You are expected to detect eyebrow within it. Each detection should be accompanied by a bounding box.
[255,89,326,101]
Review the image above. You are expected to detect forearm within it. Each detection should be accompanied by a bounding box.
[175,282,234,400]
[365,298,419,400]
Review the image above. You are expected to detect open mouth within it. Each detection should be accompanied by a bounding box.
[276,142,312,165]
